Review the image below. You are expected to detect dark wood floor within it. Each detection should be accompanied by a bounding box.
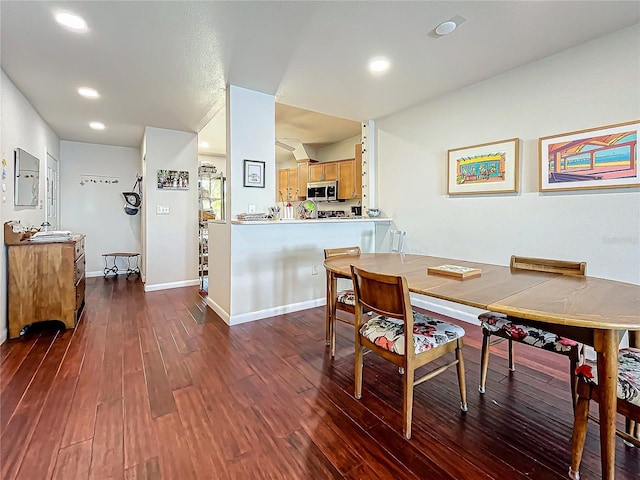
[1,277,638,479]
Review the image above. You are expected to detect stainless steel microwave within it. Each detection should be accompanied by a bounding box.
[307,181,338,201]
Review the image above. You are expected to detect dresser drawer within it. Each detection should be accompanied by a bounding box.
[74,237,85,260]
[75,254,85,283]
[76,277,85,312]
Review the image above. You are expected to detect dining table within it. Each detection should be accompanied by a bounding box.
[323,253,640,480]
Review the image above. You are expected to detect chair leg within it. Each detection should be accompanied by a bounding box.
[479,330,491,393]
[569,350,579,412]
[330,311,337,358]
[456,339,468,412]
[624,418,638,448]
[354,337,364,400]
[569,392,590,480]
[325,271,331,346]
[403,365,414,440]
[508,338,515,371]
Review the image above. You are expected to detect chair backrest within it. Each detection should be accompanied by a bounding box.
[389,230,406,254]
[350,265,412,324]
[324,246,361,259]
[510,255,586,276]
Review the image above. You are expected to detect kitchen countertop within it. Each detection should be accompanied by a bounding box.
[230,217,391,225]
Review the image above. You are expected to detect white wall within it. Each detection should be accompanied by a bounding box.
[143,127,199,290]
[59,141,142,275]
[227,85,276,217]
[207,220,384,325]
[377,25,640,288]
[1,70,60,343]
[1,70,59,228]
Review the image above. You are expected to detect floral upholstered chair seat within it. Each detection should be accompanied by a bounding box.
[336,289,355,306]
[575,348,640,408]
[360,311,465,356]
[479,312,578,353]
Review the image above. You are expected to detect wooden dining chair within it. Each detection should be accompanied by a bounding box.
[478,256,586,407]
[351,265,468,440]
[568,347,640,480]
[324,246,361,357]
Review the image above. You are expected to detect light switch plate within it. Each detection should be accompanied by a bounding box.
[248,204,256,213]
[156,205,170,215]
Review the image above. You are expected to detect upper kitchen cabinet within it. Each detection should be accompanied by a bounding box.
[278,167,298,202]
[309,162,337,182]
[297,161,308,199]
[337,145,363,199]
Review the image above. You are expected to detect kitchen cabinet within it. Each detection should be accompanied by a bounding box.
[336,145,363,199]
[297,161,308,199]
[7,235,86,339]
[278,167,298,202]
[308,162,337,182]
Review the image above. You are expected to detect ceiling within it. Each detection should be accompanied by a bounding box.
[2,1,638,158]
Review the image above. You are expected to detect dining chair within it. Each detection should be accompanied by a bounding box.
[478,255,586,407]
[389,230,406,254]
[568,347,640,480]
[351,265,467,440]
[323,246,361,357]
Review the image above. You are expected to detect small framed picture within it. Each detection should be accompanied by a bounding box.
[243,159,265,188]
[447,138,520,195]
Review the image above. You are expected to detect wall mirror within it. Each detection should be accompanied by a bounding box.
[14,148,40,206]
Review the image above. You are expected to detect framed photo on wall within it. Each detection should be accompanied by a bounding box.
[243,159,265,188]
[539,120,639,192]
[447,138,520,195]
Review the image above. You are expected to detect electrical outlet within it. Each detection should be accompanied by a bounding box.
[312,265,319,276]
[248,204,256,213]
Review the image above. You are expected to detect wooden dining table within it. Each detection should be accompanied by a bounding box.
[323,253,640,480]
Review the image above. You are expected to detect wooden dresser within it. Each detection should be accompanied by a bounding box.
[6,234,86,339]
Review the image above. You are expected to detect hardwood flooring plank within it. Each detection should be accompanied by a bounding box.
[52,439,92,480]
[154,412,198,479]
[88,397,124,480]
[60,314,108,447]
[123,370,159,470]
[124,456,161,480]
[142,349,177,418]
[0,335,38,391]
[154,324,192,391]
[99,307,124,404]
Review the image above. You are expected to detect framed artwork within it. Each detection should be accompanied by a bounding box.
[447,138,520,195]
[539,120,639,192]
[157,170,189,190]
[243,159,265,188]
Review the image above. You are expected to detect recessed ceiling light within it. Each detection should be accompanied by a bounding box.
[369,57,390,74]
[89,122,105,130]
[78,87,99,98]
[435,20,457,36]
[55,11,88,32]
[200,141,209,148]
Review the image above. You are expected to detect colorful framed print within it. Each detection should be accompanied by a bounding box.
[447,138,520,195]
[243,159,265,188]
[539,120,639,192]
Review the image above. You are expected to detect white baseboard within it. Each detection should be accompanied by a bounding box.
[0,328,6,345]
[144,279,199,292]
[205,297,325,326]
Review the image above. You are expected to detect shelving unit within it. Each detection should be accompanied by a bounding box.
[198,165,225,291]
